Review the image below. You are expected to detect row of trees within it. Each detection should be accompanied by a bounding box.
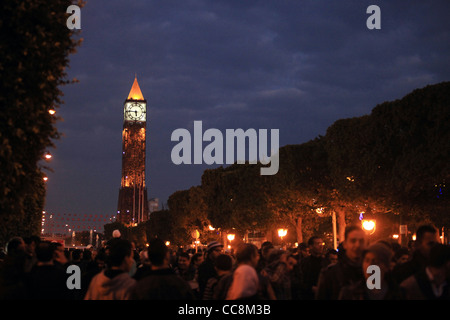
[0,1,83,245]
[107,82,449,248]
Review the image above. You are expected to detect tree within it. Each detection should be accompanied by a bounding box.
[325,82,450,231]
[0,0,83,244]
[263,139,334,243]
[201,163,272,236]
[144,210,172,243]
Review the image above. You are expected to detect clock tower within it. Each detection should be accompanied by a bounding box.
[117,76,149,225]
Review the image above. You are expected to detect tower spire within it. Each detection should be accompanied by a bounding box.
[127,75,144,100]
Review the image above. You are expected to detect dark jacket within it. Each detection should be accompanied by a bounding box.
[316,252,363,300]
[338,273,404,300]
[400,269,450,300]
[300,254,327,299]
[129,268,195,300]
[391,250,428,285]
[27,264,74,300]
[0,253,29,299]
[197,257,217,297]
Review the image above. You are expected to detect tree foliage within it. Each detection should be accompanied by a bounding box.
[0,0,82,244]
[168,82,450,243]
[325,82,450,227]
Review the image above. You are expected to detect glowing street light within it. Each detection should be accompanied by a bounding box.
[48,109,56,115]
[208,225,215,231]
[278,228,288,240]
[43,176,48,182]
[362,220,376,234]
[227,233,235,249]
[44,153,52,160]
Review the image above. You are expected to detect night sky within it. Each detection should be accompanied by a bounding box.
[44,0,450,228]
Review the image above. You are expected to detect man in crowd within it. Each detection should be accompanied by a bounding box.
[84,239,136,300]
[392,224,440,284]
[316,225,366,300]
[129,238,195,300]
[300,236,327,299]
[400,243,450,299]
[27,241,73,300]
[197,241,223,297]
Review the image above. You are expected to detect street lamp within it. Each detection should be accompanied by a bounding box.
[278,228,287,249]
[362,220,376,235]
[227,233,235,249]
[277,228,287,240]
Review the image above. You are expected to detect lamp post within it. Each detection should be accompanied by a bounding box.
[278,228,287,248]
[227,233,235,250]
[191,229,200,252]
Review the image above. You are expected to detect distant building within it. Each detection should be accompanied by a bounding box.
[117,76,149,225]
[148,198,159,213]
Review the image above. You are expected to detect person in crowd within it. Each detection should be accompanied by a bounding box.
[174,251,199,297]
[256,241,274,273]
[80,250,107,299]
[27,241,73,300]
[400,243,450,300]
[262,250,298,300]
[300,236,327,299]
[394,247,410,266]
[219,243,260,300]
[78,248,93,274]
[338,241,402,300]
[134,249,152,281]
[0,237,29,299]
[316,225,366,300]
[52,242,69,269]
[203,254,233,300]
[392,225,440,285]
[71,249,82,265]
[189,252,204,297]
[191,252,204,270]
[84,239,136,300]
[197,241,223,297]
[324,248,339,266]
[128,238,195,300]
[174,252,195,282]
[298,242,310,260]
[23,235,40,272]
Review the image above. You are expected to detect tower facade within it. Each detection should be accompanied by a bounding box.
[117,76,149,225]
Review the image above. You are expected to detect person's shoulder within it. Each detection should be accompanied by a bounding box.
[321,262,339,275]
[399,273,418,289]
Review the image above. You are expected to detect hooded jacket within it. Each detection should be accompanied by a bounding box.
[84,269,136,300]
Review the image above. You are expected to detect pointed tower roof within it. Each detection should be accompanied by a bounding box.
[127,75,145,100]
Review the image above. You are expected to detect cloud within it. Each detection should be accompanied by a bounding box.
[45,0,450,215]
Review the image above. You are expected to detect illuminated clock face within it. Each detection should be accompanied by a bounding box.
[125,102,146,121]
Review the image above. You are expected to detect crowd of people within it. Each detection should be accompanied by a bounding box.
[0,224,449,300]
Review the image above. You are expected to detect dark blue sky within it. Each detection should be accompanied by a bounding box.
[44,0,450,221]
